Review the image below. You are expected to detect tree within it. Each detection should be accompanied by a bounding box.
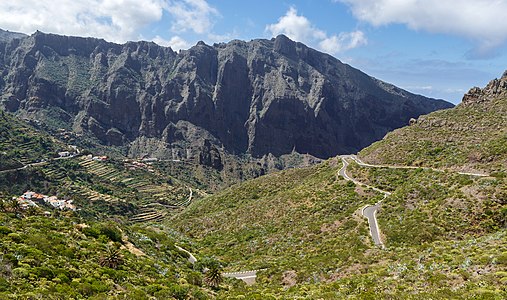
[99,245,124,269]
[5,199,21,213]
[204,264,223,289]
[198,258,223,289]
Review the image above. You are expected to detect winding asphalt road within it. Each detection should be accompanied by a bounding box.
[175,245,197,264]
[174,245,260,285]
[340,156,390,247]
[362,205,383,246]
[0,155,75,174]
[339,154,489,247]
[340,157,392,196]
[349,155,488,177]
[223,270,260,285]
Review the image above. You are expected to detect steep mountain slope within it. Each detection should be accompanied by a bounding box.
[0,109,65,170]
[170,74,507,298]
[360,71,507,174]
[0,30,452,163]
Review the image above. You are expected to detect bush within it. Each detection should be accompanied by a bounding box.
[186,271,203,286]
[12,267,30,279]
[82,223,122,243]
[82,226,100,239]
[0,277,9,292]
[7,232,22,243]
[496,252,507,265]
[0,226,12,235]
[169,284,190,300]
[98,223,123,243]
[33,266,55,279]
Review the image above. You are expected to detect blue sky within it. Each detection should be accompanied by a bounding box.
[1,0,506,104]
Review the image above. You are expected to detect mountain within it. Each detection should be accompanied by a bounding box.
[0,30,452,164]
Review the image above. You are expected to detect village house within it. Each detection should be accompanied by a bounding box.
[15,191,77,211]
[92,155,108,161]
[58,151,71,157]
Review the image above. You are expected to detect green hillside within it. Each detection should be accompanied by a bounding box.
[170,75,507,298]
[173,160,373,275]
[170,158,506,299]
[0,110,64,170]
[0,111,221,298]
[360,74,507,175]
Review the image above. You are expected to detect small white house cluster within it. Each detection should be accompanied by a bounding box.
[58,145,80,158]
[14,191,77,211]
[83,154,108,161]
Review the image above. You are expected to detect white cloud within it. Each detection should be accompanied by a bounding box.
[266,7,326,43]
[166,0,219,34]
[0,0,167,43]
[0,0,219,45]
[153,35,190,50]
[339,0,507,55]
[319,31,367,53]
[266,7,366,54]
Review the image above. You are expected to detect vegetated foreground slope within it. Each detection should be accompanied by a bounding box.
[174,160,372,272]
[171,159,507,299]
[0,30,452,163]
[171,74,507,298]
[360,71,507,174]
[0,210,215,299]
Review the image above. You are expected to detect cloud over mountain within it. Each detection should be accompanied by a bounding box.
[266,7,367,55]
[0,0,218,50]
[339,0,507,57]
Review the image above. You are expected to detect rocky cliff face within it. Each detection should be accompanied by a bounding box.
[0,30,453,164]
[462,70,507,107]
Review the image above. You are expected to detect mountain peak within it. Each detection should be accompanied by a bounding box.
[273,34,298,57]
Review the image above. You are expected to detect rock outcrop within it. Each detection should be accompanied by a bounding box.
[462,70,507,106]
[0,30,453,162]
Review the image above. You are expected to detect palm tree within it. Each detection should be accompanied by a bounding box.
[204,264,223,289]
[99,245,124,269]
[6,199,21,213]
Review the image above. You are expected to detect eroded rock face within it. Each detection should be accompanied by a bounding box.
[462,71,507,106]
[0,31,453,160]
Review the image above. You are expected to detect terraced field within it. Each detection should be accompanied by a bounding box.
[77,156,193,222]
[129,188,192,223]
[69,184,124,203]
[129,206,168,222]
[16,141,38,164]
[42,163,67,180]
[78,157,122,181]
